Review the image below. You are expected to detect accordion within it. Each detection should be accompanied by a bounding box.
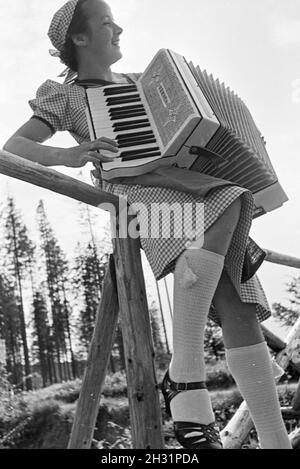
[85,48,288,217]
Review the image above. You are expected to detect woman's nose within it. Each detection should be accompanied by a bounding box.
[115,23,123,35]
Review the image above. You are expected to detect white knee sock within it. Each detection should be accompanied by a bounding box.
[225,342,292,449]
[170,248,224,424]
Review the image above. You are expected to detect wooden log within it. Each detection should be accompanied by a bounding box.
[281,407,300,420]
[0,150,120,211]
[112,213,164,449]
[292,379,300,412]
[264,249,300,270]
[220,401,254,449]
[221,316,300,449]
[289,426,300,449]
[68,256,119,449]
[261,324,286,352]
[276,316,300,373]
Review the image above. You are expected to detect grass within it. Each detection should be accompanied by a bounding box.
[0,364,299,449]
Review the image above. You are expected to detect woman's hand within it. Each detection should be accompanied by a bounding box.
[64,137,119,168]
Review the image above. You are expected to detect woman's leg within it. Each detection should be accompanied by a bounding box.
[213,273,292,449]
[213,272,264,349]
[169,198,242,426]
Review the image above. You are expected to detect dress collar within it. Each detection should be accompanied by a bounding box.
[74,73,134,87]
[74,78,115,87]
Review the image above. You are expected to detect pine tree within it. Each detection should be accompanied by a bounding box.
[272,276,300,327]
[60,285,78,379]
[36,200,74,382]
[31,291,55,387]
[0,275,23,388]
[0,196,34,390]
[72,204,117,369]
[77,203,112,267]
[72,242,107,356]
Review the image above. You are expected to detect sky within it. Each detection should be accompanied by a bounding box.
[0,0,300,341]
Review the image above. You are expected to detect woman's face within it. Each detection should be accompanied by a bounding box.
[84,0,123,66]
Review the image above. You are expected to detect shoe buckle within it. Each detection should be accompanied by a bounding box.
[177,383,188,391]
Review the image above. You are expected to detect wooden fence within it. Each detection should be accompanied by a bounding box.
[0,149,299,449]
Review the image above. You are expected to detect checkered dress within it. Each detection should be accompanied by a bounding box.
[29,75,271,324]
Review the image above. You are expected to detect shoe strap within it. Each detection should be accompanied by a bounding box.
[168,374,207,392]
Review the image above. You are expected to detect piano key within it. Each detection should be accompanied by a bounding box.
[110,109,146,119]
[103,85,137,96]
[109,104,145,114]
[106,94,141,105]
[92,102,143,116]
[114,123,152,132]
[120,147,160,158]
[117,130,154,140]
[122,151,161,162]
[109,105,146,113]
[95,125,153,141]
[110,111,147,121]
[113,118,150,128]
[97,123,152,136]
[115,132,155,143]
[100,142,160,159]
[104,100,143,110]
[118,138,157,148]
[96,115,149,126]
[117,137,157,147]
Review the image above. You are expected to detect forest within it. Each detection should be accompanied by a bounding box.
[0,195,167,391]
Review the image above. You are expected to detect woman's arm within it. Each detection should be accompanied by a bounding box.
[3,118,119,168]
[3,118,70,167]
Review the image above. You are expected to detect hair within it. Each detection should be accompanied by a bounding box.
[59,0,93,72]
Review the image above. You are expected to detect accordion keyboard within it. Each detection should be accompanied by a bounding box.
[86,85,162,162]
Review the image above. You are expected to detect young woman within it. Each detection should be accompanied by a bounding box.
[3,0,291,450]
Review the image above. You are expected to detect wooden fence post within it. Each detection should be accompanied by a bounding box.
[112,211,164,449]
[68,256,119,449]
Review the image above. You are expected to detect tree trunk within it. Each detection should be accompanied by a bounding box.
[11,214,32,391]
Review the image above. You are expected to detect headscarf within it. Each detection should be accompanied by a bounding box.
[48,0,81,83]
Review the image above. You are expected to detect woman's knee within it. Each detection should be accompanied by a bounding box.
[202,197,242,256]
[175,197,243,259]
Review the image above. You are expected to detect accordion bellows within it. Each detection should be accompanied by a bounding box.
[188,63,275,195]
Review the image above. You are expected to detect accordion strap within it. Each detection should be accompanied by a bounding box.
[189,146,227,166]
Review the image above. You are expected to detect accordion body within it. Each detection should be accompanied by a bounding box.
[86,49,288,217]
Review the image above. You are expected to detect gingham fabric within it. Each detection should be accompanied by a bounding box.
[48,0,79,53]
[28,76,271,324]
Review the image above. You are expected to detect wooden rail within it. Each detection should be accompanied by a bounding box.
[0,149,120,211]
[264,249,300,270]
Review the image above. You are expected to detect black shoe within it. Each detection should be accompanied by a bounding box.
[160,370,223,450]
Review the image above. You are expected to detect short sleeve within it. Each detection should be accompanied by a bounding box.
[28,80,70,134]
